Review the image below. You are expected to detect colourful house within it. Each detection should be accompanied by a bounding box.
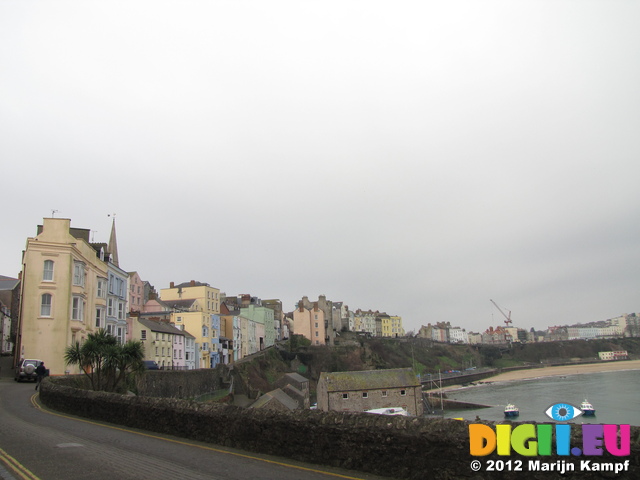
[160,281,220,369]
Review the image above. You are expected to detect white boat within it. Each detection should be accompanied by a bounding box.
[581,399,596,416]
[364,407,409,416]
[504,403,519,417]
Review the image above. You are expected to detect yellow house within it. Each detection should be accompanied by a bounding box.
[17,218,111,375]
[160,281,220,369]
[381,315,405,337]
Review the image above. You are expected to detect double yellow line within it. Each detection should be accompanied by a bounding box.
[0,447,39,480]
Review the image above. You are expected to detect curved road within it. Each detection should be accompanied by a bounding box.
[0,378,391,480]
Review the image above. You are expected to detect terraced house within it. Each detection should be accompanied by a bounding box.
[160,281,220,369]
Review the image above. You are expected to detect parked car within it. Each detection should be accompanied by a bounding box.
[15,359,43,382]
[143,360,159,370]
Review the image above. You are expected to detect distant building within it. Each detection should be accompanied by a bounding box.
[294,295,337,344]
[292,300,326,345]
[353,309,377,336]
[481,326,512,344]
[316,368,423,416]
[598,351,628,361]
[127,271,146,314]
[380,315,405,337]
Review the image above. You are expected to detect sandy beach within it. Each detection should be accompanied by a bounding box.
[487,359,640,383]
[436,359,640,392]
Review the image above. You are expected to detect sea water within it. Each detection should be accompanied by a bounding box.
[439,369,640,425]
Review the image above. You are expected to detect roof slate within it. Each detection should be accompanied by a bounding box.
[250,388,298,411]
[320,368,419,392]
[137,318,185,335]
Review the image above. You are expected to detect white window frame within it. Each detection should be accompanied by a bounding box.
[43,260,54,281]
[95,307,105,328]
[72,296,85,321]
[40,293,52,317]
[73,262,85,287]
[97,278,106,298]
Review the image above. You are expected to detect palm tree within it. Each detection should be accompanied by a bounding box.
[64,329,145,392]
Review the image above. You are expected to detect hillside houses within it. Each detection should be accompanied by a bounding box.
[5,216,638,375]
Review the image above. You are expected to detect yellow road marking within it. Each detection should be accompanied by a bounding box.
[32,394,366,480]
[0,446,40,480]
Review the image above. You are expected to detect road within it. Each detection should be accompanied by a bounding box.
[0,378,392,480]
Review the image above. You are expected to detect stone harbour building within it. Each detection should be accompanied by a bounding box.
[316,367,423,416]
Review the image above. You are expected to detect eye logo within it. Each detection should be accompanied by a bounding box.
[545,403,583,422]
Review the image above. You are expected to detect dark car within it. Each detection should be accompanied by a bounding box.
[15,359,44,382]
[143,360,159,370]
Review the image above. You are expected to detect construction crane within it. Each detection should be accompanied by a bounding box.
[490,299,512,327]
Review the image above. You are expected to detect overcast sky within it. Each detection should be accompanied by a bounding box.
[1,1,638,333]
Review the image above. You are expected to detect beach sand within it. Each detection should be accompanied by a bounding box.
[487,359,640,383]
[436,359,640,392]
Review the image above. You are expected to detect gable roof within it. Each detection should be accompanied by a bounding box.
[282,372,308,384]
[320,368,420,392]
[137,318,185,336]
[0,276,19,291]
[250,388,299,411]
[163,299,198,310]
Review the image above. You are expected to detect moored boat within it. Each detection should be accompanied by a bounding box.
[504,403,519,417]
[581,399,596,416]
[365,407,409,416]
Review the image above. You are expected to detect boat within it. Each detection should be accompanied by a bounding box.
[364,407,409,416]
[581,399,596,416]
[504,403,519,417]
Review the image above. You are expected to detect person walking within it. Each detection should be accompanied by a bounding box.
[35,362,47,391]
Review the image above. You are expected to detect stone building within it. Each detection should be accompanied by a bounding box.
[275,372,310,409]
[316,368,423,416]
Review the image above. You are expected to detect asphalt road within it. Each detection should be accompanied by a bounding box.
[0,378,393,480]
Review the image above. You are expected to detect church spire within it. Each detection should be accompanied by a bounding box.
[107,215,119,267]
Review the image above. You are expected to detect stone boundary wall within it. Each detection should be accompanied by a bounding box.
[135,368,227,398]
[39,379,640,480]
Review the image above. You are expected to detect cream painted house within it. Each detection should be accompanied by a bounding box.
[129,317,187,369]
[16,218,115,375]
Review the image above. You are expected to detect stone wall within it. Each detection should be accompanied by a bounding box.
[135,367,227,398]
[39,378,640,480]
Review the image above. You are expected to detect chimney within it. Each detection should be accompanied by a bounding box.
[190,280,196,286]
[313,302,319,312]
[298,300,304,312]
[170,282,175,288]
